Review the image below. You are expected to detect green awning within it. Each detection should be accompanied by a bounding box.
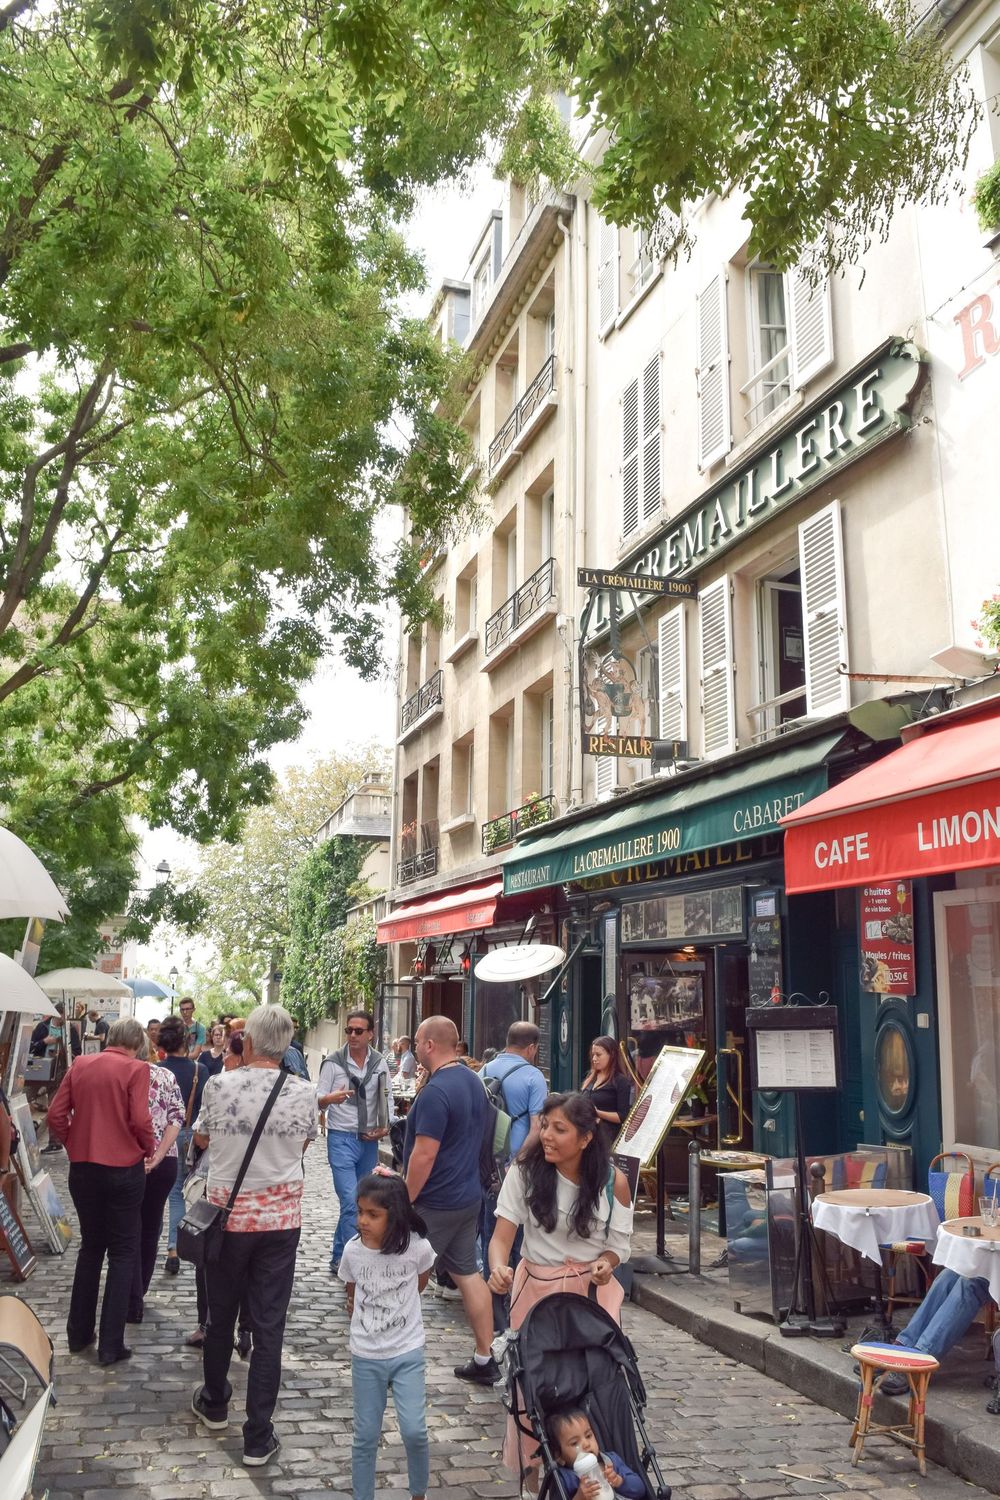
[502,734,845,895]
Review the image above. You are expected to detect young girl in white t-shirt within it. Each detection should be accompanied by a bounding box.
[339,1171,435,1500]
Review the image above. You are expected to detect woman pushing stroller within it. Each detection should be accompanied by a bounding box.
[487,1091,634,1492]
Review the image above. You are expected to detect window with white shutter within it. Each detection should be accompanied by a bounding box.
[696,271,731,467]
[787,268,834,390]
[598,219,618,332]
[698,576,735,758]
[658,606,687,743]
[595,754,618,799]
[621,353,662,540]
[622,378,640,539]
[798,499,849,717]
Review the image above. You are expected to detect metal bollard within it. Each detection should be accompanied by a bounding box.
[688,1139,701,1276]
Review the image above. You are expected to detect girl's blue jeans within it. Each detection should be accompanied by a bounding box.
[351,1347,428,1500]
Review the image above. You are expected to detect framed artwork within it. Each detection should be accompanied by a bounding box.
[629,970,704,1031]
[612,1044,705,1169]
[9,1093,42,1178]
[8,1019,36,1097]
[25,1171,73,1254]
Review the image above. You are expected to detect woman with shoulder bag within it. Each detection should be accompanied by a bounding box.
[128,1041,185,1322]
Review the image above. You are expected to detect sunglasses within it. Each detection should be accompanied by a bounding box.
[346,1026,369,1036]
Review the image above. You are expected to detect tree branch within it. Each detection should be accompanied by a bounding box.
[68,727,169,808]
[0,0,36,32]
[0,342,34,365]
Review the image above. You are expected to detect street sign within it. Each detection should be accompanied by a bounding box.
[577,568,696,598]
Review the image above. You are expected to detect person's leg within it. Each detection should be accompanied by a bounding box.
[328,1131,365,1264]
[454,1269,499,1355]
[895,1269,990,1359]
[351,1354,390,1500]
[201,1233,248,1413]
[390,1349,429,1499]
[166,1126,192,1258]
[241,1226,300,1456]
[98,1162,146,1359]
[138,1156,177,1299]
[66,1163,108,1348]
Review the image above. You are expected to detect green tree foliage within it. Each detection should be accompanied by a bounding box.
[187,747,388,1000]
[281,839,374,1031]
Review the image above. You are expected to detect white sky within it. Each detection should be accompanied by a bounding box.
[133,168,501,981]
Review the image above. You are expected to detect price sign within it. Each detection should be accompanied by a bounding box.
[860,882,916,996]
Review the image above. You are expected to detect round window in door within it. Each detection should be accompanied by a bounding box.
[875,1018,915,1120]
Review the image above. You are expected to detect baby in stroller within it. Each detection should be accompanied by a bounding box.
[548,1407,646,1497]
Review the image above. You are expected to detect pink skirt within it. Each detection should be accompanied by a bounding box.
[501,1259,625,1474]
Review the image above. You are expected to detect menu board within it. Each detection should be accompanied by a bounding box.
[754,1027,837,1090]
[859,882,915,996]
[613,1044,705,1168]
[748,916,782,1005]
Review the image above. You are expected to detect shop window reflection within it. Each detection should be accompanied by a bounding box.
[941,896,1000,1150]
[875,1022,912,1116]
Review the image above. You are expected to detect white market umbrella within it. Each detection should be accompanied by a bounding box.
[0,827,70,921]
[474,943,566,983]
[0,953,59,1018]
[35,968,132,1000]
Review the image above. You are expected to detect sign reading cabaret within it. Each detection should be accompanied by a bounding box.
[503,771,826,894]
[583,339,924,638]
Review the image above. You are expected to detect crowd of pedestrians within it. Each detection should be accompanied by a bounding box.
[43,1000,636,1493]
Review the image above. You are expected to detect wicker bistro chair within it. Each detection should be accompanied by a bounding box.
[849,1342,939,1476]
[880,1152,975,1321]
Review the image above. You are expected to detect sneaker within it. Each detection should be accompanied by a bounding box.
[191,1384,229,1430]
[243,1434,280,1467]
[437,1283,462,1301]
[329,1256,340,1276]
[184,1326,206,1349]
[453,1355,500,1385]
[164,1253,180,1276]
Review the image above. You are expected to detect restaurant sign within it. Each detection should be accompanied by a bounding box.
[584,339,925,640]
[503,769,826,894]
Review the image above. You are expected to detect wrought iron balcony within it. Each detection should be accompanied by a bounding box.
[396,821,439,886]
[487,355,556,479]
[485,557,556,655]
[400,670,444,733]
[482,793,557,854]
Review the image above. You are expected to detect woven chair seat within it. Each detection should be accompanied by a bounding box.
[880,1239,928,1255]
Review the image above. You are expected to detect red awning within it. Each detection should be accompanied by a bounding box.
[376,878,503,945]
[782,702,1000,893]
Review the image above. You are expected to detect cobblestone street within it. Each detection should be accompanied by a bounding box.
[26,1151,990,1500]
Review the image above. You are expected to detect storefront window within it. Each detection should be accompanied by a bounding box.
[935,889,1000,1151]
[475,979,523,1059]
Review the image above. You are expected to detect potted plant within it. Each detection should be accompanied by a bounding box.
[684,1057,717,1119]
[972,590,1000,658]
[972,162,1000,250]
[484,815,514,852]
[517,792,554,832]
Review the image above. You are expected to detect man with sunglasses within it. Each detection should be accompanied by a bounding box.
[316,1012,390,1274]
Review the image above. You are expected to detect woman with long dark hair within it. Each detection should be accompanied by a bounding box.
[580,1035,633,1148]
[487,1092,633,1490]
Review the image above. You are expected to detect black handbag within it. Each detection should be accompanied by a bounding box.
[176,1071,286,1269]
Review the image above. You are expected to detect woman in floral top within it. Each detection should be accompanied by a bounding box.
[128,1044,185,1323]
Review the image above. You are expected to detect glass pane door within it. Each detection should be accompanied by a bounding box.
[934,888,1000,1152]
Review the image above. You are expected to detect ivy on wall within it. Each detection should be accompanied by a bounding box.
[281,837,386,1031]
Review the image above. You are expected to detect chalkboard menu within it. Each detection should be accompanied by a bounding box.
[0,1183,36,1280]
[748,915,782,1005]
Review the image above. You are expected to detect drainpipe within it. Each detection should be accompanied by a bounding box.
[557,204,588,811]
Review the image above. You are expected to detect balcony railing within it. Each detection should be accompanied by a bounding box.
[485,557,556,655]
[488,354,556,478]
[400,670,443,733]
[396,821,439,886]
[482,793,557,854]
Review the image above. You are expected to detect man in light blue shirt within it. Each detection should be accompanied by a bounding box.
[481,1022,547,1159]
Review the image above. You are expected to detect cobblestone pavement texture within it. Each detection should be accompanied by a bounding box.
[23,1150,990,1499]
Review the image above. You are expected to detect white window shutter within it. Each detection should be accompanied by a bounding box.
[696,271,731,468]
[622,377,640,539]
[641,352,661,524]
[699,576,735,758]
[598,219,618,331]
[658,606,687,743]
[798,499,849,717]
[596,754,618,799]
[787,267,833,390]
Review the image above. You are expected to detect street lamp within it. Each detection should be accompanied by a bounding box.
[168,965,179,1016]
[155,859,172,885]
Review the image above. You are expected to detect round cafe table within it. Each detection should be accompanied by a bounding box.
[812,1189,940,1337]
[933,1217,1000,1304]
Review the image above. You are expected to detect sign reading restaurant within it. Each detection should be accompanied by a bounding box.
[584,338,925,636]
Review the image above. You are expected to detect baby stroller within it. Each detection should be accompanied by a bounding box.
[497,1290,671,1500]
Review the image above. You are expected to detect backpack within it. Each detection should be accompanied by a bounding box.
[479,1058,532,1196]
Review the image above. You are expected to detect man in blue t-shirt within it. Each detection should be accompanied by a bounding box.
[480,1021,548,1326]
[404,1015,498,1386]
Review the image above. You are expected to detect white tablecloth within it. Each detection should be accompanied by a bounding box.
[812,1192,939,1264]
[933,1220,1000,1304]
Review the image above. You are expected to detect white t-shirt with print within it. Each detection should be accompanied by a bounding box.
[338,1233,435,1360]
